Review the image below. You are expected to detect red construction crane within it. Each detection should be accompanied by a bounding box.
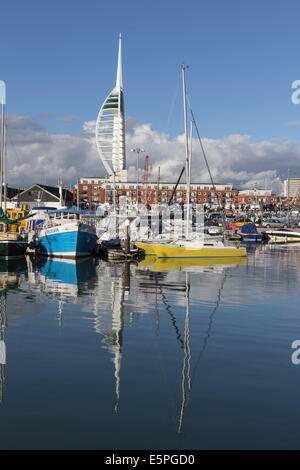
[143,154,149,184]
[157,166,160,203]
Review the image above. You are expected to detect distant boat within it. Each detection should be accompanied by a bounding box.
[0,220,28,258]
[0,81,27,259]
[35,210,98,258]
[265,230,300,244]
[240,223,264,243]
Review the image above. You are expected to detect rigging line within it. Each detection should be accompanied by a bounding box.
[177,269,231,435]
[186,95,227,231]
[164,70,181,136]
[158,285,184,349]
[191,269,230,384]
[152,276,178,428]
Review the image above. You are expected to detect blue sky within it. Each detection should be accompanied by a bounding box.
[2,0,300,187]
[2,0,300,139]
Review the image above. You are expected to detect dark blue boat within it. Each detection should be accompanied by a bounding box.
[240,223,263,243]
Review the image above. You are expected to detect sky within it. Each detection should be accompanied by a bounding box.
[2,0,300,190]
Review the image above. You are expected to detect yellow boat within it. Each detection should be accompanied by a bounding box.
[6,209,28,229]
[135,239,247,259]
[135,68,247,262]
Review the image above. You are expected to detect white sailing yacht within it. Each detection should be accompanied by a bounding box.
[135,67,247,259]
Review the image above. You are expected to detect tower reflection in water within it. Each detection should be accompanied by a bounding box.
[27,256,129,413]
[5,254,247,432]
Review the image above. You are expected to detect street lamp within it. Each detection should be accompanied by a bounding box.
[131,148,145,209]
[276,176,282,215]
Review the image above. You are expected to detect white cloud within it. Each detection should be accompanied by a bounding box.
[5,113,300,191]
[57,116,79,123]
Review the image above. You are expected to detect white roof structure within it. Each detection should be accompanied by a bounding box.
[95,34,127,183]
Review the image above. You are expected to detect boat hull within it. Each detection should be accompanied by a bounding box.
[135,241,247,258]
[241,234,263,243]
[38,223,98,258]
[265,230,300,244]
[0,240,28,259]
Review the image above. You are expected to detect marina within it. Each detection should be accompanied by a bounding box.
[1,0,300,452]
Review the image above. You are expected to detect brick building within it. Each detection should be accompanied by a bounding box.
[72,178,278,209]
[73,178,238,208]
[234,189,277,207]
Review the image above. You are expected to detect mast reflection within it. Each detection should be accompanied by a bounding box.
[136,256,242,433]
[0,258,26,404]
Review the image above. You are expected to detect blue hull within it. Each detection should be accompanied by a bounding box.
[39,229,98,258]
[39,257,97,285]
[242,234,263,243]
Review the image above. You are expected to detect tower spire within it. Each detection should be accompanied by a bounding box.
[115,33,123,90]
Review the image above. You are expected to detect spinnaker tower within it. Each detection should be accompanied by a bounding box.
[95,34,127,182]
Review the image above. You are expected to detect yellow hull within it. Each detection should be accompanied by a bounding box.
[268,237,300,244]
[138,256,247,272]
[135,242,247,259]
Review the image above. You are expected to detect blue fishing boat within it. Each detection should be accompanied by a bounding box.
[35,210,98,258]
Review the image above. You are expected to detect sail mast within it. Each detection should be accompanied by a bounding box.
[181,66,190,238]
[3,125,7,212]
[0,80,6,210]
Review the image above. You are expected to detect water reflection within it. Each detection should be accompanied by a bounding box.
[27,256,97,298]
[0,258,26,404]
[138,256,247,273]
[26,256,130,414]
[136,257,236,433]
[97,261,130,412]
[2,246,300,447]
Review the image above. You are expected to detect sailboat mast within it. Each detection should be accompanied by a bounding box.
[0,81,5,210]
[3,125,7,212]
[181,66,190,238]
[189,120,193,197]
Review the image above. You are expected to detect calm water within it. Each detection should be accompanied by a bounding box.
[0,245,300,450]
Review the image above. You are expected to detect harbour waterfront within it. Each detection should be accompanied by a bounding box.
[0,246,300,449]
